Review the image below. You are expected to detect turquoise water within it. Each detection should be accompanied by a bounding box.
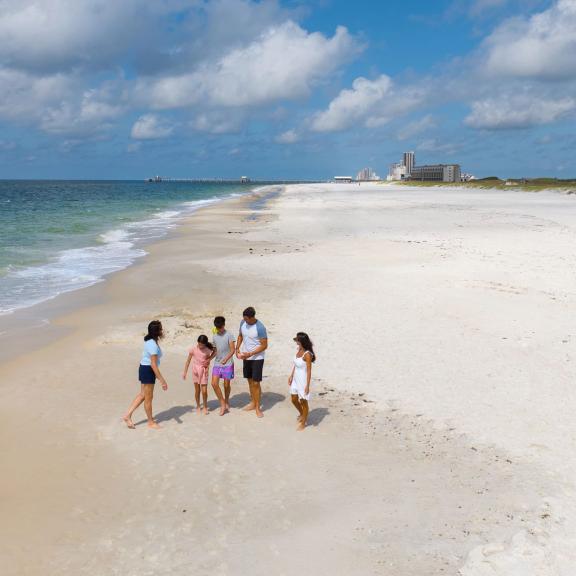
[0,180,252,314]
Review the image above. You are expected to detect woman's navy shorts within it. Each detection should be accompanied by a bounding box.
[139,364,156,384]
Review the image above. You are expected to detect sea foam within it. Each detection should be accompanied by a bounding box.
[0,195,226,315]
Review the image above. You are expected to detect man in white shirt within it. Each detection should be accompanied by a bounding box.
[236,306,268,418]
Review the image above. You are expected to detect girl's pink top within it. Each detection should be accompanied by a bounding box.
[190,345,212,367]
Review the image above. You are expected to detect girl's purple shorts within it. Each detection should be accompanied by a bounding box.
[212,364,234,380]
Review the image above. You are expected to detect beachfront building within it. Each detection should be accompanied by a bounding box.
[403,152,415,176]
[387,162,409,181]
[410,164,462,183]
[356,167,380,181]
[387,151,415,181]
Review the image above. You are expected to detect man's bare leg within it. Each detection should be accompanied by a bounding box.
[243,378,256,410]
[253,382,264,418]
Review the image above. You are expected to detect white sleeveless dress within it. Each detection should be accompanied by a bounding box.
[291,351,311,400]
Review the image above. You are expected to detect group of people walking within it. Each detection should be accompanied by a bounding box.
[122,307,316,431]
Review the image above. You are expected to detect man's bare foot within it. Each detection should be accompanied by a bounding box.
[148,421,161,429]
[203,407,209,415]
[219,406,227,416]
[123,416,136,429]
[243,402,256,411]
[195,406,201,413]
[225,402,231,411]
[256,409,264,418]
[297,422,306,431]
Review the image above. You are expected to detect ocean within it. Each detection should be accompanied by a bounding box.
[0,180,253,315]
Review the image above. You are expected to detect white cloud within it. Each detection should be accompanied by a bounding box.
[397,115,436,141]
[0,0,191,73]
[483,0,576,80]
[275,129,299,144]
[191,112,243,134]
[40,83,125,135]
[311,75,427,132]
[311,75,393,132]
[417,138,460,155]
[0,67,73,120]
[139,21,358,109]
[131,114,174,139]
[465,95,575,129]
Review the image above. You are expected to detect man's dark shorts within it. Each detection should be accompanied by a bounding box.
[243,359,264,382]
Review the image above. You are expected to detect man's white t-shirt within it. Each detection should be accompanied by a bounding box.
[239,320,268,361]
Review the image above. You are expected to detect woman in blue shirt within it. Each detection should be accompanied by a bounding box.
[123,320,168,429]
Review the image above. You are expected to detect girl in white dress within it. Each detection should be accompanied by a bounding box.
[288,332,316,431]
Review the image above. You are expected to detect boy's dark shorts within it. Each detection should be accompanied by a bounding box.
[243,359,264,382]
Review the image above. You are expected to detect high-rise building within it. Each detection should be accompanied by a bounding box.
[356,167,379,181]
[402,151,415,175]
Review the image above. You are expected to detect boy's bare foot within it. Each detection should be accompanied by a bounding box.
[255,409,264,418]
[148,421,161,429]
[203,407,209,415]
[195,406,201,413]
[219,406,227,416]
[297,422,306,431]
[243,402,256,411]
[225,402,231,411]
[123,416,136,429]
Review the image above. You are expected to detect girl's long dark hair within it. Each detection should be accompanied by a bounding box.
[296,332,316,362]
[198,334,214,351]
[144,320,163,342]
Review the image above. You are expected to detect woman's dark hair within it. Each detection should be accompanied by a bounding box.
[144,320,163,342]
[295,332,316,363]
[214,316,226,329]
[197,334,214,351]
[242,306,256,318]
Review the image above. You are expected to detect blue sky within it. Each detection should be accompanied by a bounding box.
[0,0,574,179]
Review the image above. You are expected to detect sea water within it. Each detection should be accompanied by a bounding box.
[0,180,251,315]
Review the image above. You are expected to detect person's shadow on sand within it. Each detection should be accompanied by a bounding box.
[136,405,194,425]
[307,407,329,427]
[229,391,285,411]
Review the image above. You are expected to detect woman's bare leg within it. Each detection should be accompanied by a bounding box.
[123,385,145,428]
[143,384,160,429]
[297,399,309,431]
[194,383,201,411]
[223,379,231,411]
[291,394,303,421]
[201,385,209,414]
[211,375,226,415]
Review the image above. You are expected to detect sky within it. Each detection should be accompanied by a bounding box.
[0,0,575,180]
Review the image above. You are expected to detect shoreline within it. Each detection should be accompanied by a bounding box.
[0,185,280,365]
[2,182,576,574]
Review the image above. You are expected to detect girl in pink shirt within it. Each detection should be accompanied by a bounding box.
[183,335,216,414]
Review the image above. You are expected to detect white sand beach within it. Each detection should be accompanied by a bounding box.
[1,182,576,575]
